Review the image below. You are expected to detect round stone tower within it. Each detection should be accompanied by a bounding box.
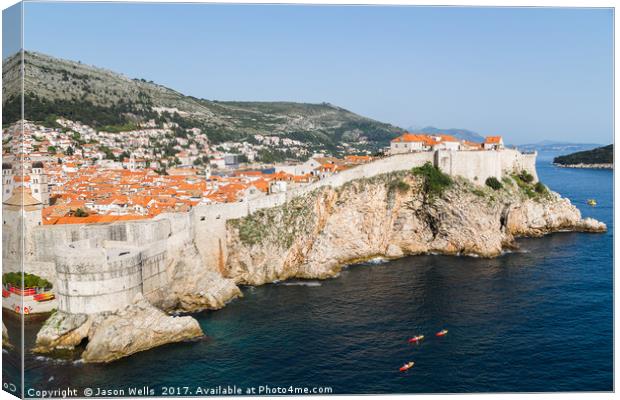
[2,187,43,261]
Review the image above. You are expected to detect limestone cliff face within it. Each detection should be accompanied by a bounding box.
[162,241,242,312]
[35,294,203,363]
[137,235,242,314]
[224,171,605,286]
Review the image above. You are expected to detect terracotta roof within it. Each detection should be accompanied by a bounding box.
[391,133,436,146]
[437,134,459,142]
[484,136,503,144]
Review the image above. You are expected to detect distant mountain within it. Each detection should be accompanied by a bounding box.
[553,144,613,166]
[516,141,603,153]
[2,51,403,148]
[411,126,485,143]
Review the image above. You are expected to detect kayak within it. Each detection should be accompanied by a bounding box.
[408,335,425,343]
[399,361,415,372]
[436,329,448,337]
[587,199,597,206]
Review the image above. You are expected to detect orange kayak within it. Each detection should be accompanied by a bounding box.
[408,335,424,343]
[399,361,415,372]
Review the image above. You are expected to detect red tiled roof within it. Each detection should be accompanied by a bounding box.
[484,136,503,144]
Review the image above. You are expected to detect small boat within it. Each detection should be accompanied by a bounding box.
[408,335,425,343]
[399,361,415,372]
[587,199,597,206]
[436,329,448,337]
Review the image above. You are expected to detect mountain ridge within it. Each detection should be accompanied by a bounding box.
[2,51,404,149]
[413,126,485,142]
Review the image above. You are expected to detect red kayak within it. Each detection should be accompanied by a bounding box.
[436,329,448,337]
[408,335,424,343]
[399,362,414,372]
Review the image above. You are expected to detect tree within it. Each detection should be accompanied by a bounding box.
[47,146,57,154]
[74,208,88,217]
[66,146,74,156]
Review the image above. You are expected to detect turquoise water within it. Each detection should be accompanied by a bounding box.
[6,156,613,395]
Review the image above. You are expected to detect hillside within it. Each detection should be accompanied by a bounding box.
[553,144,613,166]
[2,51,403,149]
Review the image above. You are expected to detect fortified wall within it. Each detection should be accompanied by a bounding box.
[16,149,537,315]
[55,238,167,314]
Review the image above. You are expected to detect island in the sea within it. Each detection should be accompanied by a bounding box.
[2,52,607,364]
[553,144,613,169]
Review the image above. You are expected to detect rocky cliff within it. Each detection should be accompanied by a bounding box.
[35,294,203,363]
[223,167,605,285]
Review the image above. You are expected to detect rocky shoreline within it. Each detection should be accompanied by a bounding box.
[32,168,606,363]
[34,294,203,363]
[554,163,613,170]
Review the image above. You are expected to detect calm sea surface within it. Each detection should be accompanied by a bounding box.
[5,154,613,395]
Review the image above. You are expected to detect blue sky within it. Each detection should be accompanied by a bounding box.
[13,3,615,144]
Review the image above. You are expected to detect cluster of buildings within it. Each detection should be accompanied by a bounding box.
[2,118,506,226]
[1,120,379,225]
[389,133,504,154]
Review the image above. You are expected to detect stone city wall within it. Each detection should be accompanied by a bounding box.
[20,150,538,315]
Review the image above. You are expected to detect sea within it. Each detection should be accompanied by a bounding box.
[3,152,613,396]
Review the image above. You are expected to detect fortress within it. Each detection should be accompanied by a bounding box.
[4,149,537,316]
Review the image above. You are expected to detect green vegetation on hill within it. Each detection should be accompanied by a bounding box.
[4,93,155,129]
[553,145,613,165]
[3,51,403,147]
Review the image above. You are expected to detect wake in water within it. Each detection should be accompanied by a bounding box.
[362,257,389,265]
[34,356,73,365]
[501,249,531,256]
[279,281,322,287]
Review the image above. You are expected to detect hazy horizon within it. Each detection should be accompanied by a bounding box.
[5,3,614,144]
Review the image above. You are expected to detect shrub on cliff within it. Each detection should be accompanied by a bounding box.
[485,177,503,190]
[534,182,548,195]
[412,162,452,198]
[518,170,534,184]
[388,179,410,194]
